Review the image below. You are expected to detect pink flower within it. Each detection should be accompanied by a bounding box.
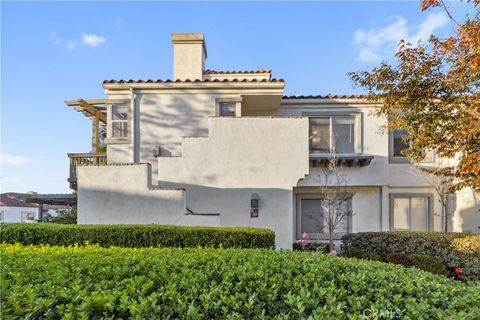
[329,249,337,256]
[302,232,309,240]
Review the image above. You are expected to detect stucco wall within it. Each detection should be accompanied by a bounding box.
[76,164,207,225]
[157,117,310,248]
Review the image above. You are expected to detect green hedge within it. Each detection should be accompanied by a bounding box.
[342,232,480,280]
[2,244,479,319]
[0,223,275,249]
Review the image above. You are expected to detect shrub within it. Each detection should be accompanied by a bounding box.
[386,252,413,266]
[1,244,479,319]
[292,241,330,253]
[342,232,480,280]
[343,249,382,261]
[0,223,275,249]
[409,254,449,276]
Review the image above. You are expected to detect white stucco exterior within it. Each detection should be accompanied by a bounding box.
[72,32,479,249]
[0,206,38,223]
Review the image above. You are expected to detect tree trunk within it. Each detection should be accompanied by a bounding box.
[329,229,334,251]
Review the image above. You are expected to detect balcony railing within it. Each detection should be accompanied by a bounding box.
[68,153,107,190]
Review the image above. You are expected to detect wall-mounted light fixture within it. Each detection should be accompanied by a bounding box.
[250,193,259,218]
[250,193,259,208]
[152,147,161,158]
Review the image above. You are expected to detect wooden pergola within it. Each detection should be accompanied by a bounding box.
[65,98,128,152]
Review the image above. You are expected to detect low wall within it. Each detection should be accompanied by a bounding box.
[77,164,201,225]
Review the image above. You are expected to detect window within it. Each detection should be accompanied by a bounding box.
[390,129,434,163]
[392,129,409,157]
[111,106,128,138]
[21,212,36,223]
[297,194,352,239]
[310,115,356,154]
[390,194,431,231]
[219,102,236,117]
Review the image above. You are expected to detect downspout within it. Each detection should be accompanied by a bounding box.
[131,88,139,163]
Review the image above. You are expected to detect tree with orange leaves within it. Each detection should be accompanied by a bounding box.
[350,0,479,192]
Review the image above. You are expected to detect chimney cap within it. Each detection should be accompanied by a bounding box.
[171,32,207,58]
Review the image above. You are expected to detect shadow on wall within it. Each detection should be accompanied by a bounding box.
[137,93,214,178]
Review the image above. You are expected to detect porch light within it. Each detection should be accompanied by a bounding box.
[250,193,259,208]
[152,147,161,158]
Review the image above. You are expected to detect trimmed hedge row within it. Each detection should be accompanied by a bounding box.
[0,223,275,249]
[2,244,479,319]
[342,232,480,280]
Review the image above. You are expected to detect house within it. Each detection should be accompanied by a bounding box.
[65,33,479,249]
[0,192,74,222]
[0,193,39,223]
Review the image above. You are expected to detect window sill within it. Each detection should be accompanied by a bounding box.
[309,153,374,167]
[105,137,131,145]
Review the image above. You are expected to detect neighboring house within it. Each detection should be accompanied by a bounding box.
[65,33,479,249]
[0,194,39,223]
[0,192,72,222]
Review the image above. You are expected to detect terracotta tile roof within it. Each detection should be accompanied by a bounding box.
[0,195,38,208]
[103,78,283,84]
[282,94,368,99]
[203,69,271,74]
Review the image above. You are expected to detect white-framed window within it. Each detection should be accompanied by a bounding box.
[111,105,129,138]
[219,102,236,117]
[296,194,352,239]
[21,212,36,223]
[390,194,432,231]
[309,115,359,154]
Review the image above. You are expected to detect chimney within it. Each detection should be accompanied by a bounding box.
[171,32,207,80]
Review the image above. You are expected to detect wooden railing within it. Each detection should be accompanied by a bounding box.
[68,153,107,190]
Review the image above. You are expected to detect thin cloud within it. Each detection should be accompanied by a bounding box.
[1,153,31,165]
[354,12,449,63]
[50,32,106,49]
[82,33,106,47]
[116,17,123,26]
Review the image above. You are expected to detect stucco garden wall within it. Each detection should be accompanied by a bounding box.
[77,164,220,226]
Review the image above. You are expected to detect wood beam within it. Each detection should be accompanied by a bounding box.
[65,98,129,106]
[92,116,100,153]
[75,99,107,124]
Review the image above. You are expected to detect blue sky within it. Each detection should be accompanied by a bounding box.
[0,1,472,194]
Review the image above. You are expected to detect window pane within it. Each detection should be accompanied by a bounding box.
[411,197,428,231]
[333,199,350,233]
[393,198,409,230]
[301,199,324,234]
[309,118,330,153]
[393,129,409,157]
[219,102,236,117]
[332,116,355,153]
[112,106,128,121]
[112,122,128,138]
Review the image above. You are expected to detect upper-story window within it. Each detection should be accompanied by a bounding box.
[219,102,236,117]
[309,115,357,154]
[111,106,129,138]
[390,129,434,163]
[392,129,409,158]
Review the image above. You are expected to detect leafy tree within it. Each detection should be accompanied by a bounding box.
[349,0,479,191]
[45,206,77,224]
